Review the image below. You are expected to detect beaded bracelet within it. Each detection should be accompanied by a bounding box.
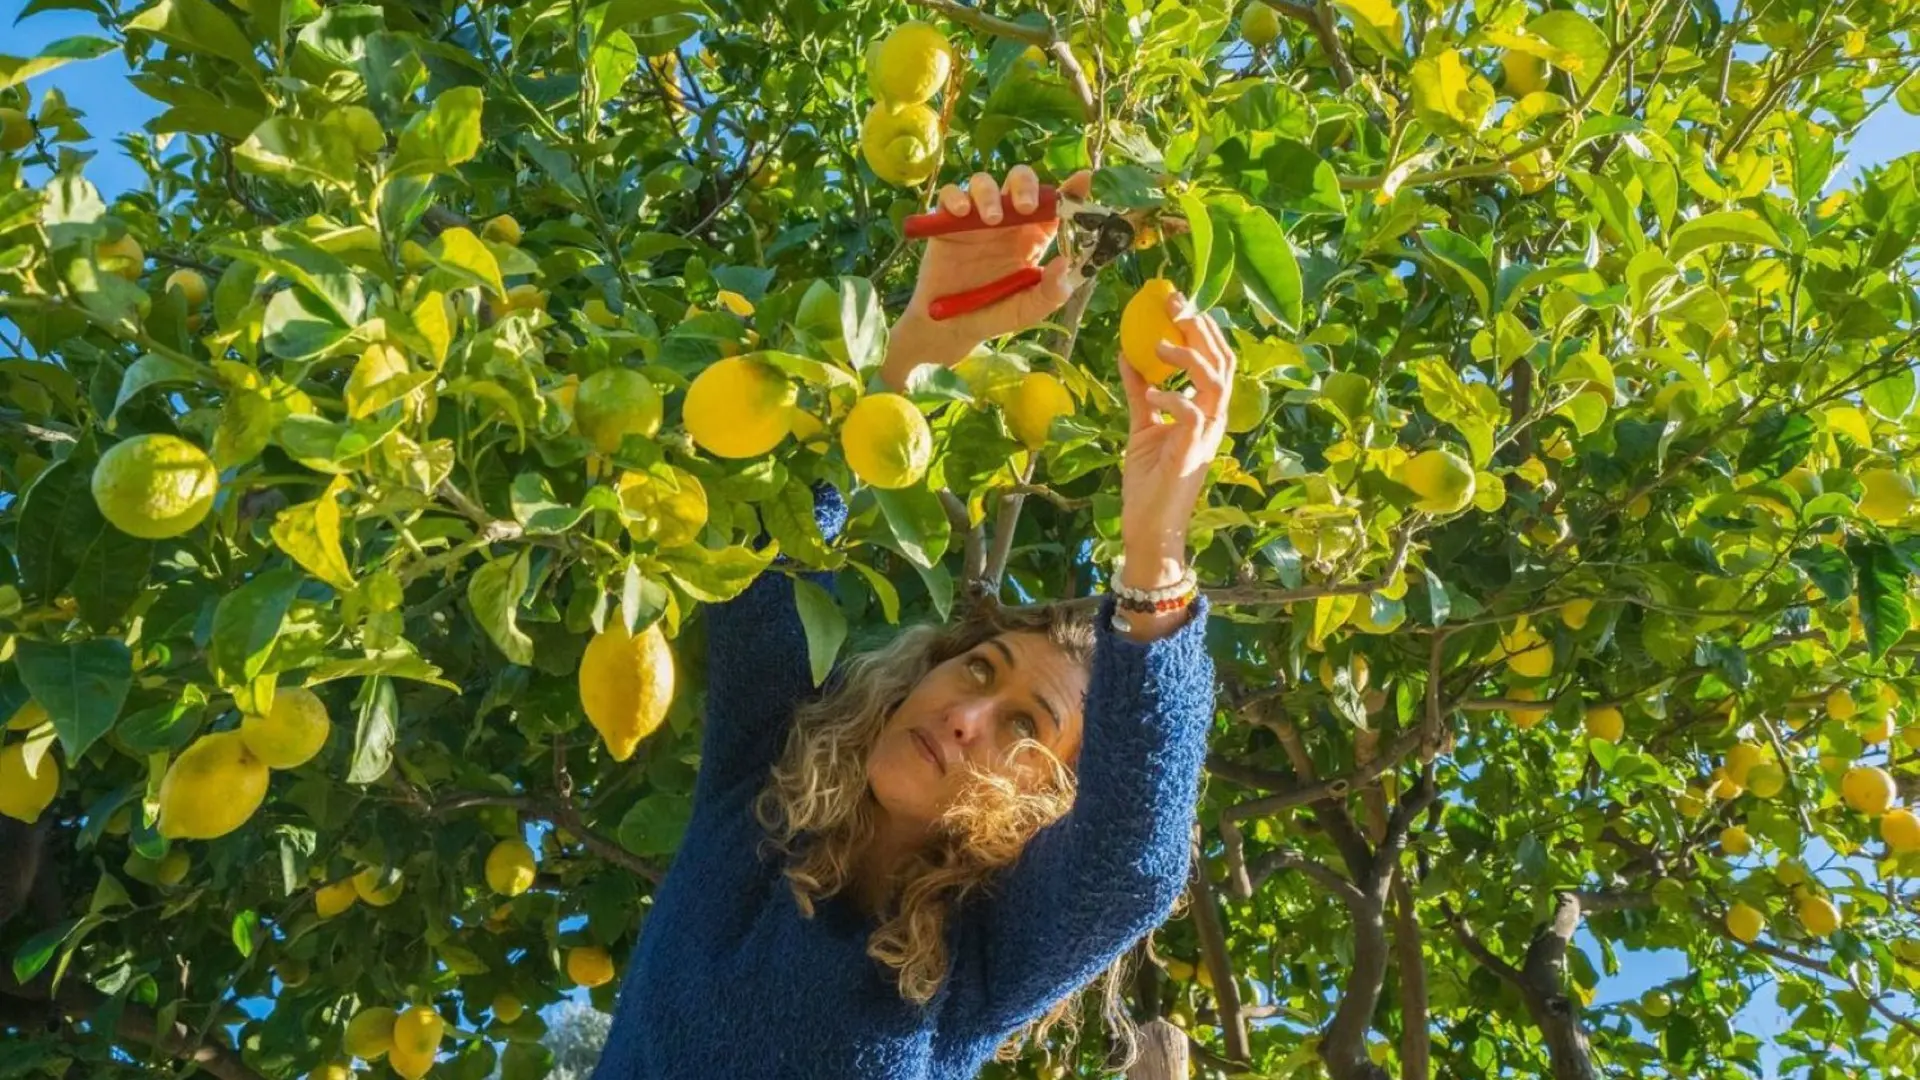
[1108,557,1199,630]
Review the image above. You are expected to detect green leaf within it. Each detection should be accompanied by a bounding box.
[616,792,692,858]
[468,549,535,665]
[1791,545,1852,601]
[128,0,259,67]
[1224,202,1303,328]
[208,568,302,691]
[659,542,777,604]
[873,486,952,570]
[71,522,153,631]
[1194,202,1237,312]
[15,638,131,760]
[12,918,82,985]
[426,226,506,298]
[261,288,349,361]
[1851,539,1909,661]
[1527,10,1610,93]
[790,578,847,688]
[230,910,259,958]
[1421,229,1493,317]
[392,86,484,177]
[794,276,887,372]
[16,457,105,602]
[269,477,356,592]
[345,674,398,784]
[1259,139,1344,215]
[845,560,901,624]
[0,35,114,91]
[760,483,836,567]
[595,0,710,54]
[113,353,211,422]
[210,230,367,327]
[234,116,358,189]
[1862,367,1917,421]
[1176,190,1213,301]
[499,1041,555,1080]
[1409,51,1494,134]
[1666,210,1782,264]
[1736,406,1815,476]
[1332,0,1404,59]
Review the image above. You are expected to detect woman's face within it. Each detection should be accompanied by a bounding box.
[867,631,1089,827]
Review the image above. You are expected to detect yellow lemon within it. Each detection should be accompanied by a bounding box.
[504,282,548,312]
[1861,713,1893,745]
[6,700,47,731]
[1400,449,1476,514]
[1004,371,1074,450]
[1796,894,1841,937]
[574,368,663,454]
[683,355,796,458]
[492,993,524,1023]
[1584,706,1624,743]
[1560,598,1595,630]
[316,879,359,918]
[842,393,933,489]
[787,405,827,448]
[1641,989,1673,1017]
[0,741,59,822]
[579,620,675,762]
[97,234,145,281]
[1719,825,1752,856]
[1676,787,1706,818]
[1828,688,1856,721]
[240,686,331,769]
[1858,468,1914,523]
[1502,50,1548,95]
[582,297,619,328]
[1724,742,1767,785]
[1880,807,1920,853]
[860,101,942,187]
[1119,278,1187,386]
[0,107,32,153]
[1842,765,1895,816]
[164,268,209,308]
[568,945,615,988]
[1745,762,1786,799]
[392,1004,443,1060]
[91,434,220,540]
[344,1006,396,1060]
[1505,686,1548,729]
[1242,2,1282,47]
[485,838,538,897]
[868,21,953,103]
[1774,861,1807,887]
[1708,767,1745,801]
[352,866,405,907]
[157,731,269,840]
[481,214,522,245]
[310,1064,352,1080]
[1725,902,1764,943]
[1501,625,1553,679]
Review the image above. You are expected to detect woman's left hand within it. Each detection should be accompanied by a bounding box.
[1116,287,1237,590]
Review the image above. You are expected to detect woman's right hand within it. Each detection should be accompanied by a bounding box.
[880,165,1092,390]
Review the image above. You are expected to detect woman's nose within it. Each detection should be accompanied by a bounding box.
[946,697,997,744]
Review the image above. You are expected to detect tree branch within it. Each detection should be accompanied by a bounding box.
[1390,873,1430,1080]
[1187,830,1250,1062]
[939,489,988,603]
[2,972,267,1080]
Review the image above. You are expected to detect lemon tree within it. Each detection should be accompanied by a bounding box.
[3,1,1920,1079]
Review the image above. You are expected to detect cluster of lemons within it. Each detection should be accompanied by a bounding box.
[860,21,953,187]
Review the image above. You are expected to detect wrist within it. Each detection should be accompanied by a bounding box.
[1117,549,1189,591]
[882,308,975,388]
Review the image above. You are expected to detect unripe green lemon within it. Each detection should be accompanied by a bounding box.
[574,368,663,454]
[91,434,220,539]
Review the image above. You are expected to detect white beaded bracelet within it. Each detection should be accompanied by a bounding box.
[1111,556,1197,602]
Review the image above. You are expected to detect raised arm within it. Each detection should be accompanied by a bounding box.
[943,593,1215,1036]
[690,480,846,811]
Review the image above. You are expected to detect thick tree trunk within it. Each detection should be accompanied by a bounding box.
[1124,1018,1190,1080]
[1319,897,1391,1080]
[1518,893,1600,1080]
[1391,875,1430,1080]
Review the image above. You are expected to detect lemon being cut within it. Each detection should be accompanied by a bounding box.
[683,355,796,459]
[860,101,941,187]
[240,686,331,769]
[842,393,933,489]
[574,368,663,454]
[157,731,269,840]
[92,433,220,540]
[0,741,59,822]
[1119,278,1187,386]
[867,21,953,104]
[579,619,676,762]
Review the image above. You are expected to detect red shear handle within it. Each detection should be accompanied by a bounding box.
[903,186,1060,239]
[927,267,1046,321]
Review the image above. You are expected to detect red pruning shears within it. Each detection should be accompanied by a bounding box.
[901,184,1138,321]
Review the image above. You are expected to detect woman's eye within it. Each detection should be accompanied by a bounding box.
[1014,715,1038,740]
[968,657,991,683]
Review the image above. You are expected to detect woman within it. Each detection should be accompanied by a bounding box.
[592,165,1235,1079]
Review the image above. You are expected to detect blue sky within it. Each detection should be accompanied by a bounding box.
[4,1,1916,1073]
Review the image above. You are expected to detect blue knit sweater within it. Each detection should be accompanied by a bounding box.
[592,483,1217,1080]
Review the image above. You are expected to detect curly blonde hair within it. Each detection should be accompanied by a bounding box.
[751,600,1148,1069]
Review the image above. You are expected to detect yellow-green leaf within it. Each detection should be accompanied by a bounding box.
[426,227,506,298]
[1333,0,1406,59]
[1410,51,1494,135]
[269,477,356,592]
[1667,210,1782,264]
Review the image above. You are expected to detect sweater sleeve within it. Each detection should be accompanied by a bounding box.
[944,592,1216,1037]
[689,481,848,812]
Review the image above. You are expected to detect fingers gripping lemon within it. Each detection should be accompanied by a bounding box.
[1119,279,1188,386]
[91,434,220,540]
[579,620,676,761]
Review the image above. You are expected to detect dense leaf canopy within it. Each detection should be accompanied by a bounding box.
[2,0,1919,1079]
